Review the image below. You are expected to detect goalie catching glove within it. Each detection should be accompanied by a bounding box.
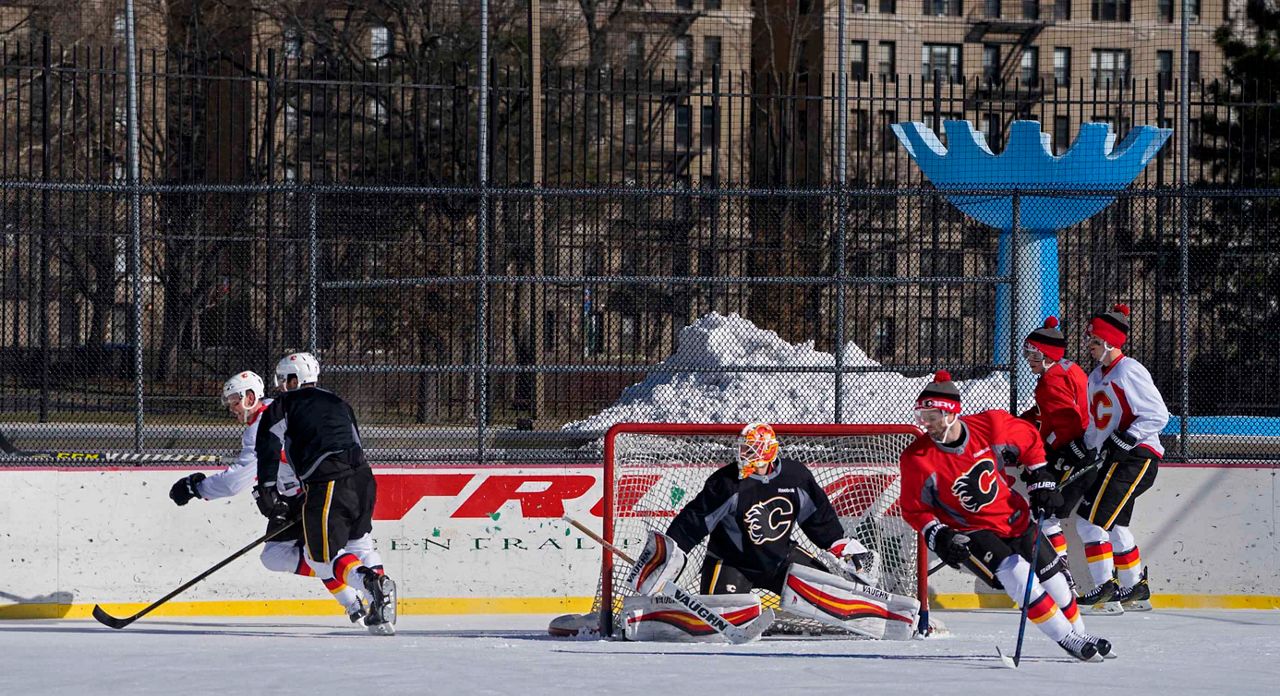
[627,530,687,596]
[820,537,880,587]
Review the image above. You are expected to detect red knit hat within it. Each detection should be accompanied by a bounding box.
[1088,304,1130,347]
[915,370,961,414]
[1025,316,1066,361]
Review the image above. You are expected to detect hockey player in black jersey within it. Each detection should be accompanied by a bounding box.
[627,423,920,640]
[254,352,397,635]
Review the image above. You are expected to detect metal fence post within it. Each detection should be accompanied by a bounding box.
[39,35,50,423]
[124,0,144,451]
[834,0,849,423]
[1009,191,1020,413]
[477,0,491,462]
[308,189,318,356]
[1178,0,1191,459]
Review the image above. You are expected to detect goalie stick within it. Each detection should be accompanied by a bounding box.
[562,515,771,645]
[0,430,223,463]
[92,520,298,629]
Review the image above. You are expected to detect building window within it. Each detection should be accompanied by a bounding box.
[922,43,962,84]
[369,25,391,61]
[703,36,722,72]
[706,0,721,9]
[923,111,963,135]
[851,40,869,80]
[1055,0,1070,18]
[676,0,693,9]
[879,109,897,152]
[880,0,897,12]
[875,317,897,360]
[627,33,644,70]
[921,250,964,277]
[1053,115,1071,155]
[1091,0,1130,21]
[619,315,638,356]
[1190,0,1201,21]
[675,35,693,74]
[701,105,718,149]
[923,0,963,16]
[1020,46,1039,86]
[1158,0,1173,22]
[586,312,605,356]
[853,109,870,150]
[983,45,1000,83]
[1189,50,1201,83]
[1022,0,1039,18]
[544,311,558,353]
[1090,49,1129,88]
[675,104,692,148]
[1157,50,1173,90]
[985,0,1001,17]
[918,317,963,360]
[283,27,302,59]
[113,14,127,42]
[878,41,897,81]
[624,102,639,146]
[1053,47,1071,85]
[284,104,298,135]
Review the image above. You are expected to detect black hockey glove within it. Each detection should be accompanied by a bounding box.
[253,484,292,528]
[1024,468,1064,517]
[169,472,206,506]
[1062,438,1095,469]
[1106,429,1138,456]
[925,524,971,569]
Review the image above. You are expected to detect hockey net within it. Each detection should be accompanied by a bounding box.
[595,423,927,638]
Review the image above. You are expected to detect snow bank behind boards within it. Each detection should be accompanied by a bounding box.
[563,312,1011,432]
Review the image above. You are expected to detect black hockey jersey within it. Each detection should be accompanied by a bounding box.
[666,457,844,584]
[255,386,365,485]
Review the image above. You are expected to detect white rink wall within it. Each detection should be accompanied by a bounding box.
[0,462,1276,617]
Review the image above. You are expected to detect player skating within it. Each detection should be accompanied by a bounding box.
[899,371,1112,661]
[254,352,397,635]
[628,423,920,640]
[168,369,388,629]
[1018,317,1091,591]
[1072,305,1167,614]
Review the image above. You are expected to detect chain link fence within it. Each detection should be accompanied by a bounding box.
[2,39,1278,462]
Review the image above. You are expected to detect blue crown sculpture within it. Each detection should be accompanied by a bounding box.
[892,120,1171,230]
[892,119,1171,404]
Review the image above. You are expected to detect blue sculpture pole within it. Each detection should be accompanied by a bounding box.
[891,120,1171,402]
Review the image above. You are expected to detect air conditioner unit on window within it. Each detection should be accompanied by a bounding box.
[854,3,867,12]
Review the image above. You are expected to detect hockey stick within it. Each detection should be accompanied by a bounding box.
[0,430,223,463]
[563,515,771,644]
[92,519,298,629]
[998,511,1045,669]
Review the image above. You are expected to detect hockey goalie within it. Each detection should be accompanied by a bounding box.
[622,423,920,642]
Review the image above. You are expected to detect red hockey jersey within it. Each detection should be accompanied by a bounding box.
[1032,360,1090,451]
[899,410,1047,538]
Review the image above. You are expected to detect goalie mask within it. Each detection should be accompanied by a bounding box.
[737,423,780,479]
[274,352,320,390]
[222,371,265,424]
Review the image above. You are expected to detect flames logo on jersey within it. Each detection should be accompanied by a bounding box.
[951,458,999,513]
[745,496,794,545]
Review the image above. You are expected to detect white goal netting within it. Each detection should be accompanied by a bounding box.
[595,423,925,638]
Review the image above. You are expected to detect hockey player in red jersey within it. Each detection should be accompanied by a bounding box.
[1071,305,1168,613]
[1018,317,1091,587]
[900,371,1112,661]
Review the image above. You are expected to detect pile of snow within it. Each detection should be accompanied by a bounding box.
[563,312,1011,432]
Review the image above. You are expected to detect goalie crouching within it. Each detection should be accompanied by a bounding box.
[626,423,920,641]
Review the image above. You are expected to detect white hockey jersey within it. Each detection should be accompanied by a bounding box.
[196,398,302,500]
[1084,355,1170,457]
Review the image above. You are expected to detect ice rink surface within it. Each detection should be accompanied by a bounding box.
[3,610,1278,695]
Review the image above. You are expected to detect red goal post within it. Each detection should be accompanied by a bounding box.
[598,422,929,638]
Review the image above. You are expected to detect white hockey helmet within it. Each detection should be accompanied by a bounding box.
[222,371,265,422]
[274,352,320,389]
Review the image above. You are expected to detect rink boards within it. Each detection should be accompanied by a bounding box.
[0,462,1277,619]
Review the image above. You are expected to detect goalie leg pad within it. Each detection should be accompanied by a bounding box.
[622,593,762,642]
[627,530,687,596]
[780,564,920,640]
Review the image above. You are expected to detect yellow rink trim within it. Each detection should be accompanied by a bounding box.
[931,593,1280,611]
[0,596,596,621]
[3,593,1278,621]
